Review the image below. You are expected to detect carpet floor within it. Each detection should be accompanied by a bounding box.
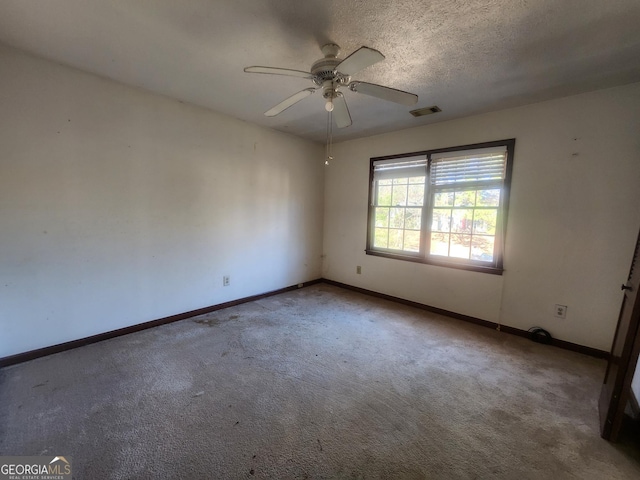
[1,283,639,479]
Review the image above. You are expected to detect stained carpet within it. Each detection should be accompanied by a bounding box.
[1,283,639,478]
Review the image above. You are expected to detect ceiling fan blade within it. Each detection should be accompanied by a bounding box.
[332,93,352,128]
[264,88,317,117]
[349,81,418,106]
[335,47,385,76]
[244,66,314,79]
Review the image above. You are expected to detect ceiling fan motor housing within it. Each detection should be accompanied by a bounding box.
[311,43,351,86]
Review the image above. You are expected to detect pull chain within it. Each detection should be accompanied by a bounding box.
[325,110,333,165]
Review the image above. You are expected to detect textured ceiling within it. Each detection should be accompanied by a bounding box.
[1,0,639,143]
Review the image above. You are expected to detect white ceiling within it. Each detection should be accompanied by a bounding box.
[1,0,639,143]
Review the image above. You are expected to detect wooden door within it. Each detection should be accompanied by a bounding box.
[599,229,640,441]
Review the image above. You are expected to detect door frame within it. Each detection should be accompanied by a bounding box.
[599,229,640,441]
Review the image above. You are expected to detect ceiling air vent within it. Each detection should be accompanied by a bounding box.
[410,105,442,117]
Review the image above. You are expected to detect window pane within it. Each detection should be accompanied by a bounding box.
[477,189,500,206]
[368,140,512,271]
[392,184,408,206]
[389,208,405,228]
[450,234,471,259]
[432,208,451,232]
[454,190,476,207]
[374,228,389,248]
[407,184,424,206]
[405,208,422,230]
[377,185,392,206]
[404,230,421,252]
[471,235,495,262]
[452,209,473,233]
[434,191,453,207]
[430,232,449,256]
[473,209,497,235]
[388,229,404,250]
[375,207,389,228]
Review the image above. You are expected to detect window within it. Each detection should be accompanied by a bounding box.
[366,139,514,274]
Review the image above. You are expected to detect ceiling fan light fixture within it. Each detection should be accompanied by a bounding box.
[325,98,334,112]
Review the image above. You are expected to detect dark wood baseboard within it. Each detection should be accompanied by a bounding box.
[321,279,610,359]
[1,276,608,368]
[0,279,322,368]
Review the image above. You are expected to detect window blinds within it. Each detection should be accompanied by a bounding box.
[430,146,507,186]
[372,156,427,180]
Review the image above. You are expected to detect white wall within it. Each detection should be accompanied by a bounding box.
[0,45,324,358]
[2,43,638,359]
[323,83,640,351]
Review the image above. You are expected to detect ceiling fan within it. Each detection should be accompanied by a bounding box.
[244,43,418,128]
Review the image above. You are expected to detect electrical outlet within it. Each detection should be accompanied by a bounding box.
[356,266,362,274]
[223,275,230,287]
[554,304,567,319]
